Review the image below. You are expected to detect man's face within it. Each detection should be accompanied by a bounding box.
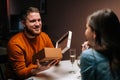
[24,12,42,36]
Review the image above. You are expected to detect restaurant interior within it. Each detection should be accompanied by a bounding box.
[0,0,120,80]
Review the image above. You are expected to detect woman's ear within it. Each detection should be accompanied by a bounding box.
[93,32,96,39]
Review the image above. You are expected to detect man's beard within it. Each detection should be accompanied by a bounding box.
[24,27,40,37]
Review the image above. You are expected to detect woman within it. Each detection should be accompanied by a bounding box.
[80,9,120,80]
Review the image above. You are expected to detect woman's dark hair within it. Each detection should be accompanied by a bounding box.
[87,9,120,75]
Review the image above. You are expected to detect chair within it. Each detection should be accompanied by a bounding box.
[0,47,7,80]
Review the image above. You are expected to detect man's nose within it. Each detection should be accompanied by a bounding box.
[35,21,40,25]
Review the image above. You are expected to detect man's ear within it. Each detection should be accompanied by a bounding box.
[21,20,25,27]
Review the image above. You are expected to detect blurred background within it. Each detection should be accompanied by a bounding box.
[0,0,120,59]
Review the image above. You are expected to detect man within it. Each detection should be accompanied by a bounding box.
[6,7,59,79]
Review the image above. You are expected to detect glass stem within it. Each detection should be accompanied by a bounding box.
[72,63,74,71]
[72,63,75,73]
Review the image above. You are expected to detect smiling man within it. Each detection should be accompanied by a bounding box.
[6,7,59,80]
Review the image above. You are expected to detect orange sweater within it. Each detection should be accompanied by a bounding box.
[6,32,54,79]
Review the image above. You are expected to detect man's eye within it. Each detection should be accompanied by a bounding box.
[30,20,36,23]
[29,19,41,23]
[38,19,41,22]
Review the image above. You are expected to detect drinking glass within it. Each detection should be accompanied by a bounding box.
[69,48,76,74]
[77,56,81,78]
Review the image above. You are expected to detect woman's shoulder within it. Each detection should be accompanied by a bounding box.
[81,48,95,58]
[80,48,108,62]
[80,48,96,62]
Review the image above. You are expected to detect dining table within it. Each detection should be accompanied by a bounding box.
[26,60,81,80]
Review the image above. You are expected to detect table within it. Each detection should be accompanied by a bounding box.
[27,60,81,80]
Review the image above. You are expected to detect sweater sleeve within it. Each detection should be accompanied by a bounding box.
[80,48,96,80]
[7,32,54,79]
[80,48,112,80]
[7,42,37,79]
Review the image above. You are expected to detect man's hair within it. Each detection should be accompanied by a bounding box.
[20,7,40,21]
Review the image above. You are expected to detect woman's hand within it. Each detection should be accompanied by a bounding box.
[81,41,90,51]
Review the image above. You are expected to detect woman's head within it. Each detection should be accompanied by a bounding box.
[85,9,120,51]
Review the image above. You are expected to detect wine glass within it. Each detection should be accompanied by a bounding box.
[69,48,76,74]
[77,56,81,79]
[77,56,80,68]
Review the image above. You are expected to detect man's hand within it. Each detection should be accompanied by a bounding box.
[31,59,59,75]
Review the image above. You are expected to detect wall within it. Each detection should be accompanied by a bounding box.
[9,0,40,15]
[9,0,120,59]
[0,0,10,47]
[45,0,120,59]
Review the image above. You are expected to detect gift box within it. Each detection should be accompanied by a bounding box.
[32,48,62,64]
